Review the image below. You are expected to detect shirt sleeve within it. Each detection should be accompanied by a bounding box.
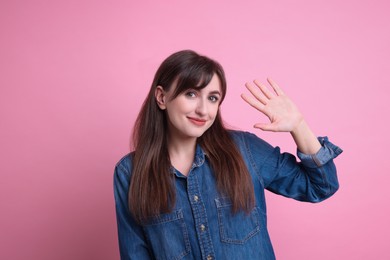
[297,136,343,168]
[243,132,343,203]
[113,157,153,260]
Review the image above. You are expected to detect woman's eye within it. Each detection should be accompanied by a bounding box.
[209,96,219,102]
[185,91,196,98]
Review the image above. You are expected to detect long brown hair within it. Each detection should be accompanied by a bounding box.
[130,50,255,223]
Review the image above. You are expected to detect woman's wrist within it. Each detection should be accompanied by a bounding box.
[290,119,321,155]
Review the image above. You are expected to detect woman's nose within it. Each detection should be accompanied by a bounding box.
[195,98,207,115]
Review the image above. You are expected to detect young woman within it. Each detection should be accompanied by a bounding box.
[114,50,342,260]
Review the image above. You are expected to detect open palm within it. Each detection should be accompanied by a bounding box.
[241,78,303,132]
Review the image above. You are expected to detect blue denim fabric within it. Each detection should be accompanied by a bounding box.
[114,131,343,260]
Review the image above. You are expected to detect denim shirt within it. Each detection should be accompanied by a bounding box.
[113,131,343,260]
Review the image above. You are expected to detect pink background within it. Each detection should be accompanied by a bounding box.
[1,0,389,259]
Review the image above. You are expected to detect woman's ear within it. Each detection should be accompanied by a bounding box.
[155,86,167,110]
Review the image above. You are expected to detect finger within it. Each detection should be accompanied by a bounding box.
[254,123,277,132]
[245,82,268,105]
[267,77,285,96]
[254,79,275,99]
[241,93,266,112]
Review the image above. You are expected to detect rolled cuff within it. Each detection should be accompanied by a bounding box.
[297,136,343,168]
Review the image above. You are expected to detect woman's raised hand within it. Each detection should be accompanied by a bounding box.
[241,78,304,132]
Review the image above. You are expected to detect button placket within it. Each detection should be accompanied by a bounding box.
[187,168,215,260]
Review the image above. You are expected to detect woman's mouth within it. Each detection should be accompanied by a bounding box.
[187,117,207,126]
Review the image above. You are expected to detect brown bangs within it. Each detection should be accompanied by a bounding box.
[170,57,227,102]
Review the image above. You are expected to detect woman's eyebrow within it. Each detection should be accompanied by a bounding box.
[208,90,221,96]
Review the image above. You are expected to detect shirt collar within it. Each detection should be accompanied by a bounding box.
[193,143,206,167]
[170,144,206,177]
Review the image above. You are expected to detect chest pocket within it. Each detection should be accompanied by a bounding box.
[215,197,261,245]
[143,209,191,260]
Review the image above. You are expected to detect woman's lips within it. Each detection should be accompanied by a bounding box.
[187,117,206,126]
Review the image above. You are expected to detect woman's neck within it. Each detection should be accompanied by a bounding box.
[167,135,197,176]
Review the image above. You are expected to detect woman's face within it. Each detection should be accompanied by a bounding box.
[156,73,222,141]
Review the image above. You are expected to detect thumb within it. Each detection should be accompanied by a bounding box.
[254,123,276,132]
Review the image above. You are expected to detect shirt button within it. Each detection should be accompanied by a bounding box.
[194,195,199,202]
[207,255,213,260]
[200,224,206,231]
